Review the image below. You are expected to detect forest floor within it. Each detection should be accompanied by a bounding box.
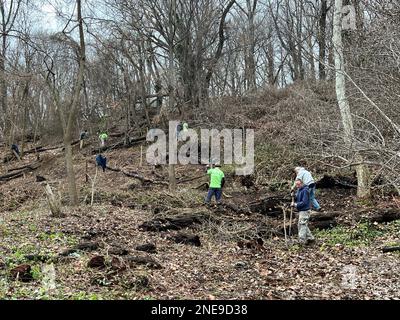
[0,136,400,300]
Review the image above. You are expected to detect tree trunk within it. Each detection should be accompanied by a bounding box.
[318,0,328,80]
[204,0,236,96]
[0,20,7,136]
[45,184,63,217]
[0,0,22,141]
[307,34,316,81]
[267,40,275,85]
[245,0,257,92]
[59,0,86,206]
[333,0,370,199]
[168,0,177,192]
[355,154,370,198]
[64,142,78,205]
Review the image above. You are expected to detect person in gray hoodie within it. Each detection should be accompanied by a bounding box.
[292,166,321,211]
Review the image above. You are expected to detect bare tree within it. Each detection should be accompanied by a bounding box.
[0,0,23,141]
[333,0,370,198]
[45,0,86,206]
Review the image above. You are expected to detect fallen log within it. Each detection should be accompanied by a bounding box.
[0,172,23,181]
[4,146,38,163]
[122,170,168,186]
[222,203,251,215]
[16,145,42,153]
[105,166,121,172]
[316,174,357,189]
[193,182,209,190]
[309,211,341,222]
[139,215,202,232]
[0,161,41,181]
[7,163,39,173]
[104,165,168,186]
[4,144,65,163]
[178,174,205,184]
[109,132,130,138]
[363,209,400,223]
[382,246,400,253]
[249,196,288,217]
[92,136,146,154]
[310,220,338,230]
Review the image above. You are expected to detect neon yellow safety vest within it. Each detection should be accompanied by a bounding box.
[207,168,225,188]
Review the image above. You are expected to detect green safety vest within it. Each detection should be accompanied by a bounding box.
[207,168,225,189]
[99,133,108,140]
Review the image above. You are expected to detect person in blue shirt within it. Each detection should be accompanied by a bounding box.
[11,144,21,160]
[291,179,315,245]
[11,144,20,156]
[292,166,321,211]
[96,154,107,172]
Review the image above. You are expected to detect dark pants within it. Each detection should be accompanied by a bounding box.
[12,145,19,156]
[205,188,222,204]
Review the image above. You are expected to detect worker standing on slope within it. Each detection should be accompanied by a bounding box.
[205,163,225,206]
[99,132,108,147]
[292,166,321,212]
[96,154,107,172]
[291,179,315,245]
[80,130,88,149]
[177,121,189,141]
[11,144,21,160]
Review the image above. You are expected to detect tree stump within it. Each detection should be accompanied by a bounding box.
[45,184,63,217]
[10,264,33,282]
[87,256,106,269]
